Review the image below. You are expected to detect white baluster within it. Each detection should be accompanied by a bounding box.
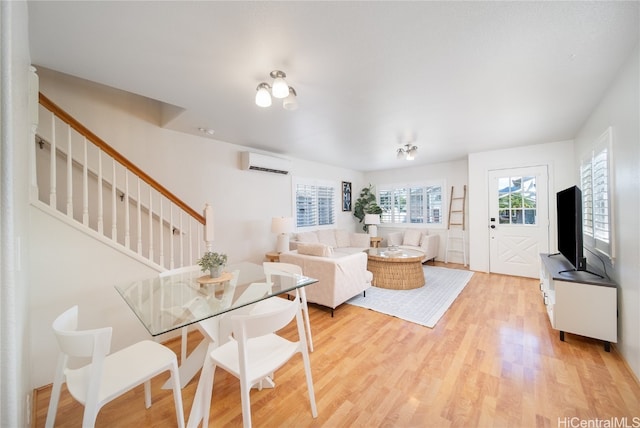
[137,178,142,254]
[169,202,175,269]
[97,149,104,235]
[82,137,89,226]
[124,169,130,248]
[111,160,117,241]
[66,126,73,217]
[159,197,165,268]
[148,186,154,262]
[188,219,193,266]
[178,212,184,267]
[49,113,57,208]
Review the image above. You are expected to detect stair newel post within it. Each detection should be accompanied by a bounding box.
[82,137,89,226]
[97,149,104,235]
[204,204,214,253]
[66,126,73,217]
[49,111,57,209]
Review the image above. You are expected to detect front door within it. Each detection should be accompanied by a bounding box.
[488,166,549,278]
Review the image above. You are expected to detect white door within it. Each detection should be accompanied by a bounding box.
[488,166,549,278]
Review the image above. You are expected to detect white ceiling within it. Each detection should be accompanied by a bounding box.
[28,1,639,172]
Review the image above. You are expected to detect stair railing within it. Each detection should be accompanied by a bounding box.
[34,92,206,270]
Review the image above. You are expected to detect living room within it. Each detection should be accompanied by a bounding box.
[2,1,639,427]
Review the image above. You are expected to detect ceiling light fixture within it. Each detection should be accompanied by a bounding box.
[397,143,418,160]
[255,70,298,110]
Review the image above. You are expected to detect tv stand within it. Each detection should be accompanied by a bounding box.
[558,267,604,279]
[539,253,617,352]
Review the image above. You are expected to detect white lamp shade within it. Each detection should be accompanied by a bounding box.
[272,77,289,98]
[283,91,298,111]
[271,216,294,234]
[364,214,381,225]
[255,85,272,107]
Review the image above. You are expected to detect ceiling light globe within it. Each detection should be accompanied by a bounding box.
[272,77,289,98]
[255,84,272,107]
[283,87,298,111]
[397,148,406,159]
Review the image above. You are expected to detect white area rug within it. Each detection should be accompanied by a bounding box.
[346,265,474,328]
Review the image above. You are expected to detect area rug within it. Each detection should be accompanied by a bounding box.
[346,265,474,328]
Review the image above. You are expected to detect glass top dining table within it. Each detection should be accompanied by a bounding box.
[114,261,317,337]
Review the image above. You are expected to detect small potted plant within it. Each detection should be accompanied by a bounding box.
[197,251,228,278]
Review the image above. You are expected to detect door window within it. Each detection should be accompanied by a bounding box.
[497,176,537,225]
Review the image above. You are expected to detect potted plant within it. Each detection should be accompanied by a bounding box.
[197,251,228,278]
[353,184,383,232]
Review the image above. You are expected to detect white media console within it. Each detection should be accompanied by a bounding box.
[539,253,617,352]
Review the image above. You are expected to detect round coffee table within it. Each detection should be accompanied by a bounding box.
[366,247,426,290]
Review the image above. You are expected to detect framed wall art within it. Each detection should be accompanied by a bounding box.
[342,181,352,211]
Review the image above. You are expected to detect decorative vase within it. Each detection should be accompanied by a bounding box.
[210,266,222,278]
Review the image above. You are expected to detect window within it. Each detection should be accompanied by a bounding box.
[497,176,537,225]
[294,179,337,229]
[378,183,443,225]
[580,127,614,260]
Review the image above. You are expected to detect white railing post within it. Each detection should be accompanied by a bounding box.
[82,137,89,226]
[111,159,117,241]
[66,126,73,217]
[97,149,104,234]
[124,169,130,249]
[148,186,154,262]
[159,197,165,268]
[169,202,175,269]
[136,177,142,255]
[49,112,57,208]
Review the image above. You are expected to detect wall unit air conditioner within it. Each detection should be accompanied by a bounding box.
[240,151,291,175]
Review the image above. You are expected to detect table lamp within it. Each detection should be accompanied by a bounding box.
[271,216,294,253]
[364,214,381,237]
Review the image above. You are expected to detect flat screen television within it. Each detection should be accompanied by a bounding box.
[556,185,587,271]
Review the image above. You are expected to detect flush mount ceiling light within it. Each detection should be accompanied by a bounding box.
[397,143,418,160]
[255,70,298,110]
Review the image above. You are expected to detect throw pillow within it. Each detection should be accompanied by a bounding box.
[335,229,351,247]
[296,231,319,243]
[297,243,333,257]
[317,229,338,248]
[403,229,422,247]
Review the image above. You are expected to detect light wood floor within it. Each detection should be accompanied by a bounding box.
[34,262,640,427]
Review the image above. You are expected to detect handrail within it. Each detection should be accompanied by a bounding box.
[38,92,205,225]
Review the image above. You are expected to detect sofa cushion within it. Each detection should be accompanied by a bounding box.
[317,229,338,248]
[350,233,370,248]
[297,231,319,243]
[335,229,351,248]
[403,229,422,246]
[297,243,333,257]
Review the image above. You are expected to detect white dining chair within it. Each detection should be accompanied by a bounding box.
[198,289,317,428]
[263,262,314,351]
[45,305,185,428]
[159,264,202,362]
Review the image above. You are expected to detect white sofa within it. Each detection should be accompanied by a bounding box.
[281,229,372,315]
[386,229,440,263]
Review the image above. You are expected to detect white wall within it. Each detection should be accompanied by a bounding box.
[1,1,33,426]
[467,140,575,273]
[29,68,366,388]
[364,158,469,264]
[573,43,639,378]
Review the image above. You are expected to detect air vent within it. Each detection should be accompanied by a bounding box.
[241,151,291,175]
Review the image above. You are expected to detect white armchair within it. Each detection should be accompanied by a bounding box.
[386,229,439,263]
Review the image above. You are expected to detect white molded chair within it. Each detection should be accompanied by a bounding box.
[199,290,317,428]
[45,306,185,428]
[159,264,202,363]
[263,262,314,351]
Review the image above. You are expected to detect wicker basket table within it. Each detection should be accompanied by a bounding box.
[366,247,426,290]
